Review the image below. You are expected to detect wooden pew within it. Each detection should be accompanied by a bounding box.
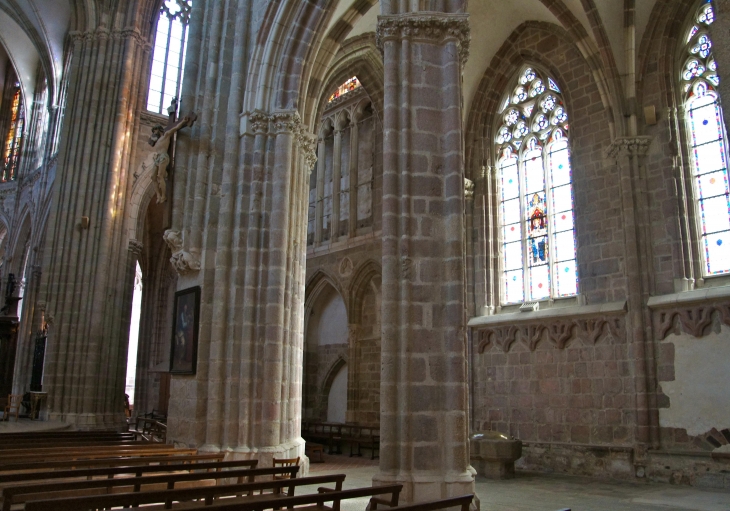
[0,440,153,450]
[23,473,347,511]
[0,457,251,486]
[0,445,191,465]
[0,432,136,444]
[372,494,474,511]
[116,483,404,511]
[1,465,294,511]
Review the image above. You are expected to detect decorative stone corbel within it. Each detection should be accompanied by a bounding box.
[464,178,475,199]
[163,229,200,275]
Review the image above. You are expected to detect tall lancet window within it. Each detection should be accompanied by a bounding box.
[3,84,24,182]
[147,0,192,114]
[496,67,578,304]
[682,1,730,274]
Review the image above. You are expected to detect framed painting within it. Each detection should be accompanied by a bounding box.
[170,286,200,375]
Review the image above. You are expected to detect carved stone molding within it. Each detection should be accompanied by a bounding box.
[163,229,200,276]
[604,136,653,159]
[464,178,475,199]
[128,239,144,256]
[476,314,626,354]
[652,300,730,340]
[244,110,317,166]
[68,26,151,49]
[376,13,471,64]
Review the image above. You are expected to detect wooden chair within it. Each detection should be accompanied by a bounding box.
[2,395,22,421]
[272,456,300,480]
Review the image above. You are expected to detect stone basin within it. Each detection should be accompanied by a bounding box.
[470,431,523,479]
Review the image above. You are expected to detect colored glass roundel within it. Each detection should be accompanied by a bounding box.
[497,67,578,304]
[683,1,730,275]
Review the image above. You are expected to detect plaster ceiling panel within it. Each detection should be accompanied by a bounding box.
[26,0,72,82]
[463,0,557,120]
[560,0,594,37]
[593,0,625,78]
[0,8,41,113]
[348,4,378,39]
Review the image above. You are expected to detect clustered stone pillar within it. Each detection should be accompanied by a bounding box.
[374,6,476,504]
[348,113,361,237]
[39,16,151,429]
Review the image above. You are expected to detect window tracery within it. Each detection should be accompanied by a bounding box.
[328,77,361,103]
[496,67,578,304]
[147,0,192,114]
[682,1,730,275]
[3,84,24,182]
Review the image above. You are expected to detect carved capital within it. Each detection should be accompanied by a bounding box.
[272,111,301,134]
[128,239,144,256]
[249,111,270,134]
[605,136,652,159]
[376,13,471,64]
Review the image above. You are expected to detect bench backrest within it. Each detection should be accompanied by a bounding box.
[24,472,342,511]
[376,494,474,511]
[0,452,222,476]
[0,457,253,484]
[2,465,297,511]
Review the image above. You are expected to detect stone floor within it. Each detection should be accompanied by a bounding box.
[308,453,730,511]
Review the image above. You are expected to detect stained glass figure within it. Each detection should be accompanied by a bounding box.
[496,67,577,303]
[682,1,730,275]
[3,85,24,182]
[147,0,192,114]
[328,77,361,102]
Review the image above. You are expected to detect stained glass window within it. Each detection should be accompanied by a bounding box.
[683,1,730,274]
[3,84,24,182]
[497,67,578,304]
[328,77,361,103]
[147,0,192,114]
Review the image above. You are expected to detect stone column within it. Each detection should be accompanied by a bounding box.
[606,137,659,455]
[331,117,346,242]
[39,20,151,429]
[345,324,360,423]
[315,135,326,245]
[348,111,361,238]
[374,10,476,504]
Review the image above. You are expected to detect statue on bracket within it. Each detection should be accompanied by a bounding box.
[141,99,197,204]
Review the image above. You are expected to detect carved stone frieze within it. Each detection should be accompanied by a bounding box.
[476,313,626,354]
[68,26,151,49]
[376,13,471,64]
[245,110,317,166]
[652,300,730,340]
[604,136,653,159]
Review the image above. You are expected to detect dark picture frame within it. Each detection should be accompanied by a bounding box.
[170,286,200,375]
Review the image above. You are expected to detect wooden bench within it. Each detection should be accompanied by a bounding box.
[0,453,225,479]
[130,417,168,442]
[0,457,253,486]
[302,422,380,458]
[0,445,193,465]
[0,439,155,450]
[374,494,474,511]
[24,472,346,511]
[1,464,294,511]
[0,432,137,444]
[117,483,404,511]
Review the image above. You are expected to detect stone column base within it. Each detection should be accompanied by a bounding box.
[373,470,479,510]
[197,437,310,476]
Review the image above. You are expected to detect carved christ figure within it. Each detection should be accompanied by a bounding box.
[144,112,197,203]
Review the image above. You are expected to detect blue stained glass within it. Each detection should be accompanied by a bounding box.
[528,235,549,266]
[556,259,578,297]
[705,232,730,274]
[548,78,561,93]
[504,269,524,304]
[689,101,722,146]
[503,223,522,243]
[687,25,699,43]
[502,198,521,226]
[553,209,575,233]
[500,159,519,200]
[549,141,572,186]
[693,140,726,175]
[554,230,577,262]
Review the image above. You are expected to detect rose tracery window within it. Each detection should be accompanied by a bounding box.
[147,0,192,114]
[682,1,730,274]
[3,84,24,182]
[496,67,578,304]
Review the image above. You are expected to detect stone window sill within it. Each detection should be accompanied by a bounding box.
[647,284,730,310]
[468,300,627,327]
